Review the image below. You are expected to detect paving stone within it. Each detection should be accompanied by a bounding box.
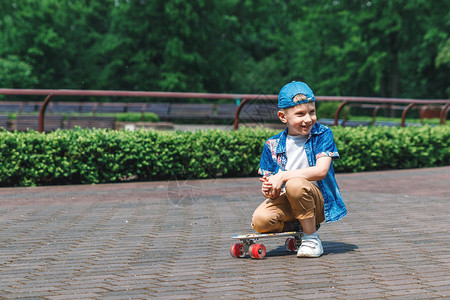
[46,293,101,300]
[0,166,448,299]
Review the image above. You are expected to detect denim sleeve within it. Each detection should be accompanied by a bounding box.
[315,128,340,160]
[258,142,277,176]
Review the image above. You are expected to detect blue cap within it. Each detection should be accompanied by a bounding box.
[278,81,315,109]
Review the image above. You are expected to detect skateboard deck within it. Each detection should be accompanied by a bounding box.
[230,231,303,259]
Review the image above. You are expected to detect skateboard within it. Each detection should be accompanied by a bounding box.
[230,231,303,259]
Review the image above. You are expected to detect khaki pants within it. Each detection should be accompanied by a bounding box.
[251,177,325,233]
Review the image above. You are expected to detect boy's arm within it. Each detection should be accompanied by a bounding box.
[258,140,278,199]
[258,141,276,177]
[265,157,332,193]
[265,126,339,196]
[281,156,332,181]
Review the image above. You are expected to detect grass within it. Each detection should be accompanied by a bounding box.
[346,115,442,125]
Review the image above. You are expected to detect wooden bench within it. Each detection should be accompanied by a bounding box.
[79,104,97,113]
[66,116,116,129]
[240,103,279,122]
[168,103,214,120]
[145,103,171,118]
[0,103,38,113]
[52,103,82,113]
[0,115,9,130]
[126,103,171,120]
[419,105,443,120]
[95,104,126,114]
[15,115,64,132]
[255,103,279,121]
[0,104,21,112]
[212,102,280,123]
[125,103,145,113]
[212,103,237,120]
[21,104,39,113]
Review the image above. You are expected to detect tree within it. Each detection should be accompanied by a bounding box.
[227,0,292,94]
[0,0,448,99]
[0,55,37,88]
[96,0,239,93]
[285,0,449,98]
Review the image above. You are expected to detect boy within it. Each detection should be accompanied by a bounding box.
[251,81,347,257]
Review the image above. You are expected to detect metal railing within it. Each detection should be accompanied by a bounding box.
[322,96,450,127]
[0,88,448,132]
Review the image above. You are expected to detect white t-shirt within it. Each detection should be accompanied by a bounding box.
[285,134,318,186]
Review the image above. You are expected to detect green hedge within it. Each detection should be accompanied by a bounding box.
[0,126,448,187]
[333,126,449,172]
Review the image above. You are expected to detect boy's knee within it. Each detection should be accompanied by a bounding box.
[285,177,311,194]
[285,177,315,212]
[251,211,283,233]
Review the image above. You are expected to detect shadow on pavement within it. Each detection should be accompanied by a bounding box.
[265,241,358,257]
[266,247,298,257]
[323,241,358,255]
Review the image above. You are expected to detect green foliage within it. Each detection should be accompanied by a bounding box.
[0,126,448,187]
[332,125,450,172]
[0,55,37,88]
[0,1,448,98]
[100,112,159,122]
[436,39,450,68]
[317,102,342,119]
[285,1,450,98]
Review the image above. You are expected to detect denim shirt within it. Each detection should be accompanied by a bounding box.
[258,123,347,223]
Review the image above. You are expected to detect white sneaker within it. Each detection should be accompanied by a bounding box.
[297,235,323,258]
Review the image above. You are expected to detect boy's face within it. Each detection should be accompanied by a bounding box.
[278,102,316,136]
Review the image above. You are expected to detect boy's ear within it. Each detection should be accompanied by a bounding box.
[278,110,287,123]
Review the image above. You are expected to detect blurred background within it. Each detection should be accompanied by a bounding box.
[0,0,448,99]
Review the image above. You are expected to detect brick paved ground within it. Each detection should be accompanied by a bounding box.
[0,166,448,299]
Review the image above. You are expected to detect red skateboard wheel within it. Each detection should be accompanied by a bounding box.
[249,243,266,259]
[285,237,299,252]
[230,243,245,258]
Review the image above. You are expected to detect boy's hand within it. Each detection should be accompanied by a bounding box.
[259,176,271,198]
[266,172,284,198]
[260,176,275,198]
[260,174,284,199]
